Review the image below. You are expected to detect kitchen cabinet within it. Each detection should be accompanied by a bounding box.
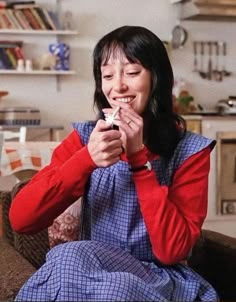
[185,116,236,237]
[184,117,202,134]
[173,0,236,22]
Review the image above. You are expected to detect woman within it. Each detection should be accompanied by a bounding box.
[10,26,218,301]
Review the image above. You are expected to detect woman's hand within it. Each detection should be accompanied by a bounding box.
[103,103,144,157]
[88,119,123,167]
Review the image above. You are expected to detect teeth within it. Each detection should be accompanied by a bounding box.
[115,97,132,103]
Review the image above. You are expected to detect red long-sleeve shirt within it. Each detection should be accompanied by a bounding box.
[9,129,211,265]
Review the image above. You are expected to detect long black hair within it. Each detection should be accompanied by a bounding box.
[93,25,186,158]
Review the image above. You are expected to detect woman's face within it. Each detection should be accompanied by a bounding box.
[101,51,152,115]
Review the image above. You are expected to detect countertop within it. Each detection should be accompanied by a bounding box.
[182,114,236,120]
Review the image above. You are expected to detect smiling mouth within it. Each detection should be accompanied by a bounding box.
[114,97,134,103]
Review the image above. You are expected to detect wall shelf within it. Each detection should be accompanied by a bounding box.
[0,29,78,35]
[0,1,77,90]
[0,70,76,75]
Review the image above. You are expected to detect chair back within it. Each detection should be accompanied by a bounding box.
[2,127,27,143]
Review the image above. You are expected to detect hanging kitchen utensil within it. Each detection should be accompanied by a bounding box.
[207,41,212,80]
[222,42,231,77]
[171,24,188,49]
[199,41,207,79]
[193,41,198,72]
[212,42,222,82]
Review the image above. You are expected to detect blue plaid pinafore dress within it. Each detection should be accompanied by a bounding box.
[15,121,218,302]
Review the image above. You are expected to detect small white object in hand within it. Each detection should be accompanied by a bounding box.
[105,106,120,126]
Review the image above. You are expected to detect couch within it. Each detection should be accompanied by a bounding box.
[0,181,236,301]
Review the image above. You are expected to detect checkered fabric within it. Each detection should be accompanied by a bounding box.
[15,122,218,301]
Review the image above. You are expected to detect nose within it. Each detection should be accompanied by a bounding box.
[113,75,128,92]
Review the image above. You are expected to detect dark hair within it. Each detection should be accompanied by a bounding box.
[93,25,186,158]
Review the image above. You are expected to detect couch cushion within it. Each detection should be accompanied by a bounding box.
[189,229,236,301]
[48,198,81,248]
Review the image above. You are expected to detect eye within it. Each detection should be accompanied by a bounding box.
[126,71,141,76]
[102,74,113,80]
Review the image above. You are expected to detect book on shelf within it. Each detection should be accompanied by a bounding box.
[0,48,6,69]
[11,3,38,9]
[30,7,46,30]
[34,7,55,30]
[13,9,33,29]
[0,5,62,31]
[14,45,25,60]
[48,10,60,30]
[5,8,22,29]
[0,56,4,69]
[0,47,14,69]
[0,13,6,28]
[0,9,15,29]
[0,39,25,69]
[22,7,41,29]
[41,8,57,30]
[6,1,36,9]
[5,47,17,68]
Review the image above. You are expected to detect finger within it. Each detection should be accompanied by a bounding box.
[120,109,142,124]
[99,129,122,143]
[114,116,141,132]
[95,119,113,132]
[94,120,121,141]
[115,103,141,119]
[102,107,120,115]
[103,104,139,120]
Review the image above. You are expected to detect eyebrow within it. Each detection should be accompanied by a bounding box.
[101,62,140,67]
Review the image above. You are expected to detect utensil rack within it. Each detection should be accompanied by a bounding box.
[192,40,232,81]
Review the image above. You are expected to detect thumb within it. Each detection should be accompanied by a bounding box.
[95,119,112,132]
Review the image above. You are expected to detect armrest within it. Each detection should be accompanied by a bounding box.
[188,229,236,300]
[3,180,49,269]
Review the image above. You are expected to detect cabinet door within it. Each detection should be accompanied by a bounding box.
[186,120,201,134]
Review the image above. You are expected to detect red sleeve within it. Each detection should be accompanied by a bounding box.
[9,130,96,234]
[131,147,211,265]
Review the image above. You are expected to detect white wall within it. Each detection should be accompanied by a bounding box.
[1,0,235,138]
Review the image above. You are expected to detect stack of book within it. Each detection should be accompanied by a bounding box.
[0,40,24,69]
[0,1,60,30]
